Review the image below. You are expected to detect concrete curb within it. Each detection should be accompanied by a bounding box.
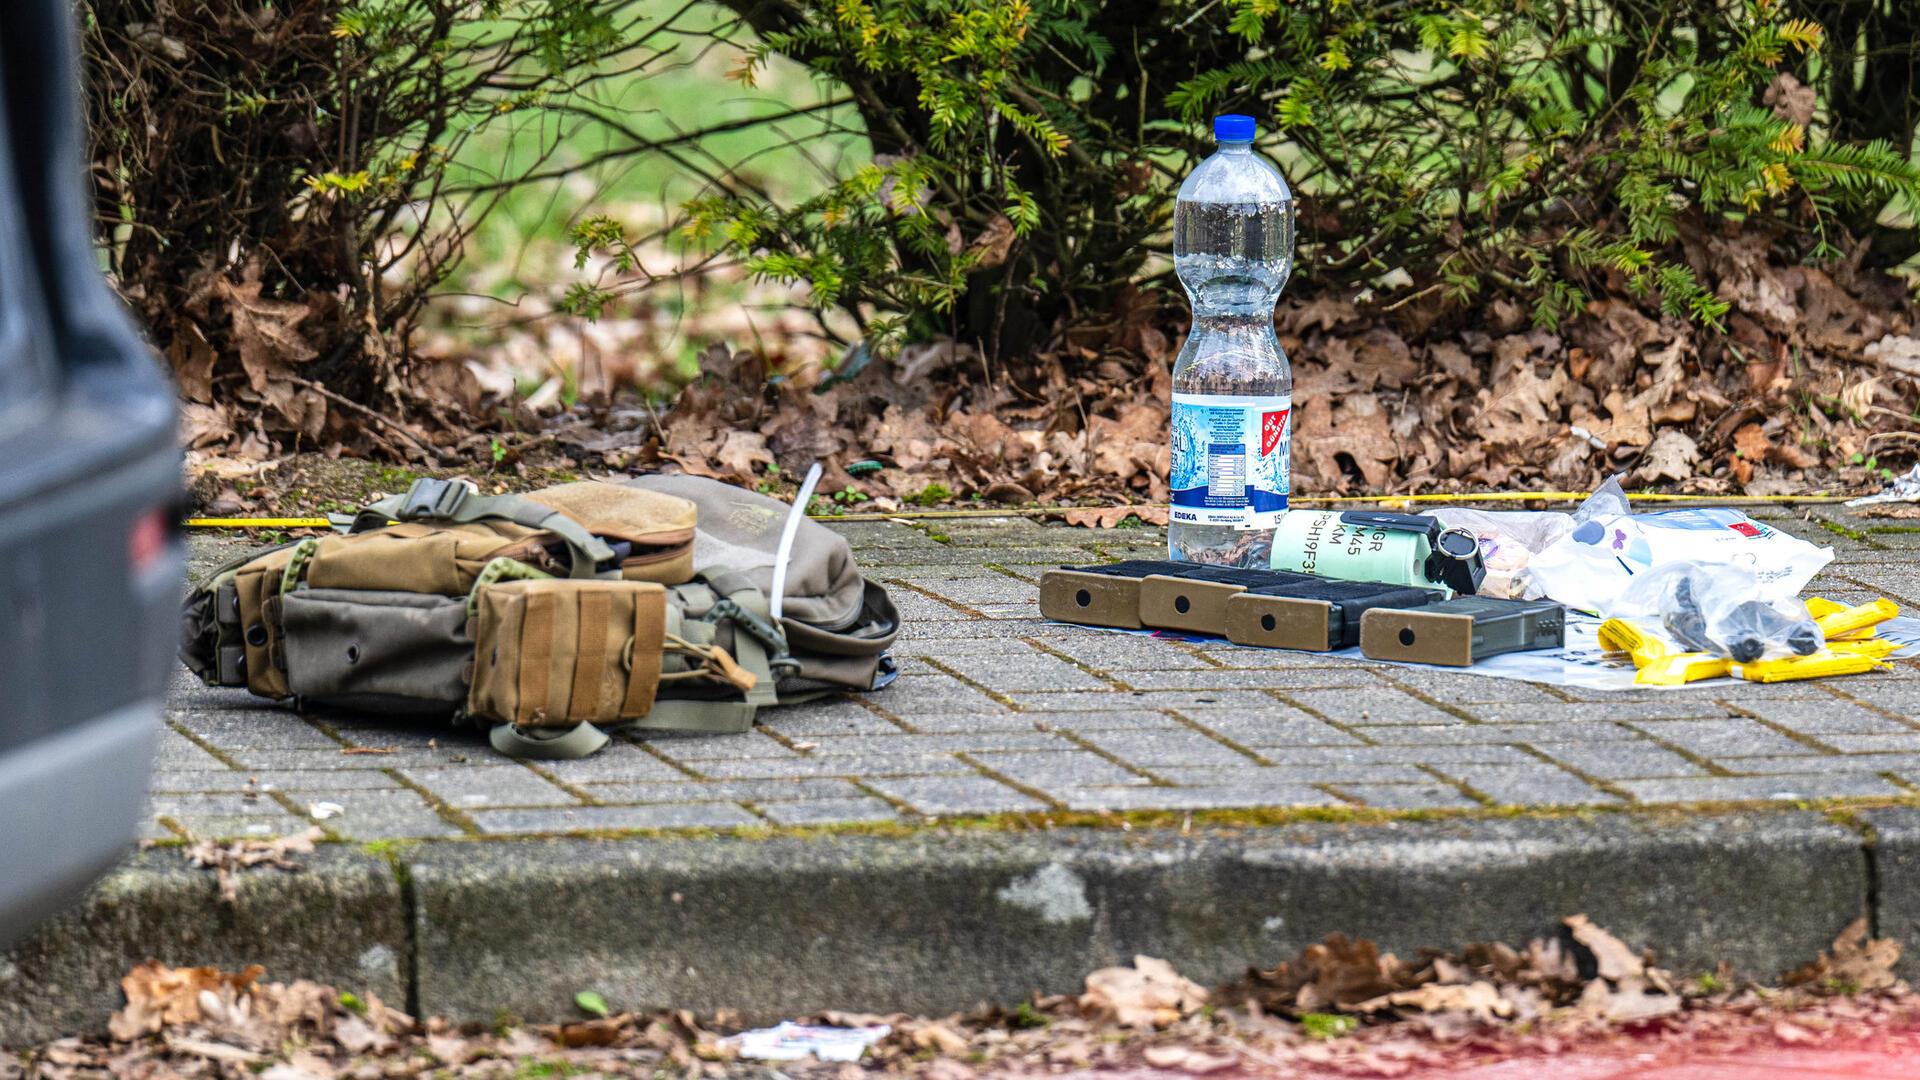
[0,847,408,1045]
[3,809,1886,1038]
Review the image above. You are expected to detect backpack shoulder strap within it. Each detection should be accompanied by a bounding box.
[356,477,614,579]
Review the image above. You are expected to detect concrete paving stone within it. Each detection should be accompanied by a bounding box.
[225,746,490,770]
[1076,729,1261,767]
[1822,732,1920,753]
[1043,636,1218,671]
[1616,774,1907,803]
[1115,667,1383,691]
[1287,687,1461,725]
[169,714,345,750]
[1017,688,1279,714]
[1837,683,1920,713]
[471,803,762,834]
[151,744,231,771]
[888,592,982,621]
[756,797,901,826]
[641,731,801,760]
[688,753,973,780]
[1059,783,1342,812]
[312,789,467,839]
[1329,782,1480,810]
[531,742,697,783]
[1033,710,1195,733]
[891,709,1050,733]
[863,674,1011,712]
[895,577,1038,607]
[1180,714,1366,747]
[398,766,580,809]
[1001,689,1161,711]
[805,731,1072,756]
[895,618,1044,641]
[757,710,906,738]
[136,818,179,841]
[250,769,406,792]
[148,791,287,816]
[1739,701,1919,736]
[1260,744,1541,766]
[319,718,468,747]
[1153,764,1435,786]
[865,775,1048,814]
[586,779,871,804]
[160,814,304,839]
[930,653,1112,692]
[1191,645,1380,670]
[1628,718,1824,757]
[1719,753,1920,776]
[1528,741,1710,780]
[969,749,1150,787]
[970,603,1045,621]
[1366,671,1571,705]
[1464,701,1734,724]
[148,769,254,793]
[1440,764,1621,806]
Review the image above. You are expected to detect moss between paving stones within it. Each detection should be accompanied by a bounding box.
[227,792,1920,846]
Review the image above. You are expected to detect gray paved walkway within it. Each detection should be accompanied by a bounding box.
[163,505,1920,842]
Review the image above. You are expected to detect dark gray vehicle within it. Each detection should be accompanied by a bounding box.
[0,2,181,944]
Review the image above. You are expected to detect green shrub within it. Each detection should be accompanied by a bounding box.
[84,0,646,439]
[679,0,1920,353]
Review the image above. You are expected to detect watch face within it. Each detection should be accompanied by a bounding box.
[1437,528,1479,560]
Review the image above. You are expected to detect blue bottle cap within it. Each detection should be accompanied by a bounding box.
[1213,114,1256,142]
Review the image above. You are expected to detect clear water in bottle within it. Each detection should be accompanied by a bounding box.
[1167,113,1296,567]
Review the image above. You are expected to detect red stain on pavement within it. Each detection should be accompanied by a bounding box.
[1377,1043,1920,1079]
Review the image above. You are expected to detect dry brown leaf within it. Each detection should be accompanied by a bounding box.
[1081,955,1209,1028]
[1054,505,1169,529]
[1636,429,1701,485]
[109,961,267,1041]
[908,1022,970,1055]
[185,827,324,903]
[1142,1045,1238,1073]
[1785,917,1902,993]
[1564,914,1645,982]
[1351,980,1511,1024]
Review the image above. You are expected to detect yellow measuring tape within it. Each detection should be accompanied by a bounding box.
[181,490,1857,529]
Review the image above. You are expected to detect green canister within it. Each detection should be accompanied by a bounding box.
[1269,510,1485,597]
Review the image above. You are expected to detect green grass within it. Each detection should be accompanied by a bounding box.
[440,2,864,301]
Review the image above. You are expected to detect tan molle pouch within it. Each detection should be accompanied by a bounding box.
[525,481,697,584]
[468,578,669,727]
[299,522,551,595]
[1224,593,1338,651]
[1039,569,1144,629]
[231,546,302,699]
[1138,574,1244,635]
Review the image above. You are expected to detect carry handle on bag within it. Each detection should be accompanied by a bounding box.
[353,477,616,578]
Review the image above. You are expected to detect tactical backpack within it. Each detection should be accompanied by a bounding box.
[180,475,900,758]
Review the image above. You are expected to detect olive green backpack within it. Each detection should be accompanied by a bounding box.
[179,476,900,758]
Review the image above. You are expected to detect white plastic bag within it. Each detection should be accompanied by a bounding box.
[1607,562,1822,661]
[1428,478,1630,599]
[1528,500,1832,615]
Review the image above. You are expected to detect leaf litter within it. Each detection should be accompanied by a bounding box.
[507,231,1920,518]
[13,914,1916,1079]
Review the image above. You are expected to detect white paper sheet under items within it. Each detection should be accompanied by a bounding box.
[726,1021,893,1062]
[1082,615,1920,692]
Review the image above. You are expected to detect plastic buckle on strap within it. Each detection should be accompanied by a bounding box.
[709,597,793,666]
[398,478,465,521]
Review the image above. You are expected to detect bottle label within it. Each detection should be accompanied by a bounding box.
[1169,392,1291,529]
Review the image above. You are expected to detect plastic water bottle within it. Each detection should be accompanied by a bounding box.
[1168,114,1296,567]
